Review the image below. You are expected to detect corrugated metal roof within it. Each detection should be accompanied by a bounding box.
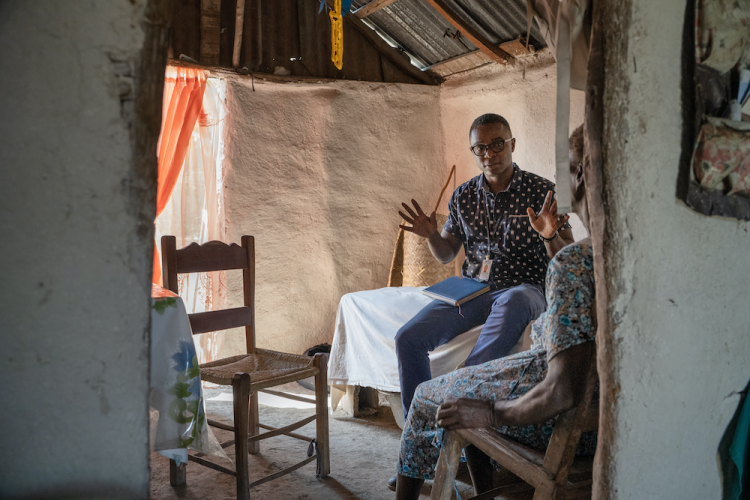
[350,0,546,72]
[452,0,543,45]
[359,0,478,66]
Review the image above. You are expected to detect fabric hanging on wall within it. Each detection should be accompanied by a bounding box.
[695,0,750,74]
[152,67,208,285]
[155,78,228,365]
[527,0,591,91]
[527,0,592,214]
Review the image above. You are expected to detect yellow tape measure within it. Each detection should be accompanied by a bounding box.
[330,0,343,70]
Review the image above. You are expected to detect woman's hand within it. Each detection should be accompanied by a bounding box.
[527,190,570,239]
[436,398,495,431]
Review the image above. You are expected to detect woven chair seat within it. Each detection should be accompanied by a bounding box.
[200,348,317,389]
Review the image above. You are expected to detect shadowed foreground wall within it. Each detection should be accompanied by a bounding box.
[221,78,444,355]
[596,0,750,497]
[0,1,163,497]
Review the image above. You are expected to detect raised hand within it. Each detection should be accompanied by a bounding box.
[436,398,494,431]
[526,190,570,240]
[399,199,438,239]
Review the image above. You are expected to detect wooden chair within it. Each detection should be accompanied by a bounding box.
[431,349,599,500]
[161,235,330,500]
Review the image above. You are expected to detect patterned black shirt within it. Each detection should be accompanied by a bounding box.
[444,164,570,290]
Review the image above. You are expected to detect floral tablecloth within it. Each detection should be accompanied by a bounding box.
[149,284,225,465]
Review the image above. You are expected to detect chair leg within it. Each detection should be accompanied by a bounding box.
[248,390,260,454]
[233,373,251,500]
[313,353,330,477]
[430,431,464,500]
[169,459,186,486]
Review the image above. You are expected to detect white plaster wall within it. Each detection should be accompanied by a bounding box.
[0,2,153,497]
[440,56,588,240]
[602,0,750,497]
[222,78,444,355]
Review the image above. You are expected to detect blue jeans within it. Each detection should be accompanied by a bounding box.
[394,283,546,418]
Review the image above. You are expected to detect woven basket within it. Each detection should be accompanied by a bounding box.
[387,214,455,287]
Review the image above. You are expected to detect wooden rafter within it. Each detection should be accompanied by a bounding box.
[353,0,401,18]
[422,0,514,64]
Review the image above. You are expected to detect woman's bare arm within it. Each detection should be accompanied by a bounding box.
[436,342,594,430]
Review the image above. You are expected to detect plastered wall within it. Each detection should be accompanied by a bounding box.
[0,1,158,497]
[598,0,750,497]
[439,55,587,239]
[222,78,445,355]
[221,57,587,356]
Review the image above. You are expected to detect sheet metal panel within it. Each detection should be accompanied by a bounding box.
[171,0,201,61]
[367,0,477,66]
[258,0,302,75]
[351,0,546,68]
[452,0,545,47]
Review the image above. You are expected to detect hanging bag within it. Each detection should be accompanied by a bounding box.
[526,0,592,212]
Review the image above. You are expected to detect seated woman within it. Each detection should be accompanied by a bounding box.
[394,125,595,498]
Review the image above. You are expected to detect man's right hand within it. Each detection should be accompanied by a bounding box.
[399,199,437,239]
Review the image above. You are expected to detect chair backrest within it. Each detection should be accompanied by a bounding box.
[161,235,256,353]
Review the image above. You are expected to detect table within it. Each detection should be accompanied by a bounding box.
[149,284,225,465]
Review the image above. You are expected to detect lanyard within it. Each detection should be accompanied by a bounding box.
[480,189,506,258]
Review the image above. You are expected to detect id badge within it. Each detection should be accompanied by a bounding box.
[478,256,492,282]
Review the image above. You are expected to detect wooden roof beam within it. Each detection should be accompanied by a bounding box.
[422,0,515,64]
[353,0,401,18]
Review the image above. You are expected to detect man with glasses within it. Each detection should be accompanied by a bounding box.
[393,113,574,441]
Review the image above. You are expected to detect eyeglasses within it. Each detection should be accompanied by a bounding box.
[469,138,514,156]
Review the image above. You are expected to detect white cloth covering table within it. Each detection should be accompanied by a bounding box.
[328,287,531,423]
[149,284,225,466]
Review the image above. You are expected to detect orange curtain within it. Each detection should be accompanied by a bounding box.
[152,67,207,284]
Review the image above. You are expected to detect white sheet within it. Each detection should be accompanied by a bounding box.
[327,287,484,392]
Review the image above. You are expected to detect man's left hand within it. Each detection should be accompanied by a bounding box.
[436,398,494,431]
[527,190,570,239]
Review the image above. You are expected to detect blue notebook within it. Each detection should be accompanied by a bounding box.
[422,276,490,306]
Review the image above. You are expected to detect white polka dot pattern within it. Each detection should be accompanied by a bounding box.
[444,164,571,289]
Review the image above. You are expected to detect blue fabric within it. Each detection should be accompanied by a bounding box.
[719,383,750,500]
[395,283,545,417]
[320,0,354,14]
[444,164,571,290]
[728,393,750,500]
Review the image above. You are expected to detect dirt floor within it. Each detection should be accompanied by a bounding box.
[150,384,475,500]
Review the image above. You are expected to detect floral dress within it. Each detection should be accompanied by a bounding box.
[397,242,597,480]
